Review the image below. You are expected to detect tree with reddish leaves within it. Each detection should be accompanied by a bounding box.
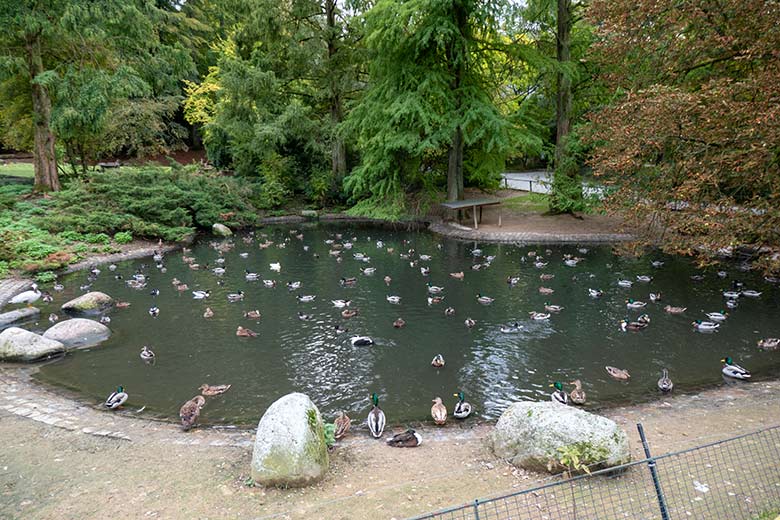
[585,0,780,272]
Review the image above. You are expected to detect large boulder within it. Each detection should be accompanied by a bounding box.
[251,393,329,487]
[212,223,233,237]
[0,307,40,330]
[489,401,630,474]
[0,327,65,362]
[43,318,111,349]
[61,292,113,315]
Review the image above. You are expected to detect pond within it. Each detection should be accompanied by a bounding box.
[31,223,780,426]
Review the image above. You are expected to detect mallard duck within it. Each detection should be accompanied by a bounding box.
[367,393,386,438]
[649,292,661,302]
[203,307,214,318]
[431,354,445,368]
[721,357,751,379]
[758,338,780,350]
[605,366,630,381]
[529,311,551,321]
[637,314,651,324]
[722,290,741,299]
[534,261,548,268]
[726,298,738,308]
[236,326,257,337]
[393,317,405,328]
[540,273,555,281]
[664,305,686,314]
[658,369,673,392]
[148,306,160,317]
[332,299,351,308]
[333,324,348,334]
[360,267,376,275]
[431,397,447,425]
[741,290,762,298]
[334,411,351,439]
[476,294,494,304]
[227,291,244,302]
[569,380,586,405]
[199,384,231,396]
[341,309,358,318]
[244,310,261,319]
[538,287,555,295]
[298,311,312,320]
[262,279,277,288]
[140,346,155,361]
[269,262,281,272]
[626,299,647,309]
[287,281,302,290]
[705,311,728,322]
[450,271,464,280]
[636,275,653,282]
[212,267,226,276]
[464,317,476,328]
[420,266,430,276]
[692,320,719,332]
[449,392,472,419]
[444,307,456,316]
[500,322,523,333]
[244,270,259,281]
[387,429,422,447]
[617,279,633,288]
[544,303,564,312]
[104,386,128,409]
[41,292,53,303]
[350,336,374,346]
[383,276,392,285]
[620,319,647,332]
[651,260,664,268]
[179,395,206,431]
[9,284,41,306]
[427,283,444,294]
[99,316,111,324]
[192,290,210,299]
[550,382,568,404]
[588,288,603,298]
[427,296,445,305]
[507,276,520,286]
[386,295,401,304]
[48,313,59,323]
[53,283,64,291]
[296,294,316,303]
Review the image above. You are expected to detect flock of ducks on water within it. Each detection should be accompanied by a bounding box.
[11,229,779,440]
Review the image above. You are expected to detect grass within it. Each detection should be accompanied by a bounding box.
[753,510,780,520]
[502,192,550,213]
[0,162,34,178]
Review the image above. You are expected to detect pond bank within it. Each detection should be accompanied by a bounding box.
[1,364,777,519]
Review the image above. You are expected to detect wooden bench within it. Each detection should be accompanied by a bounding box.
[440,198,502,230]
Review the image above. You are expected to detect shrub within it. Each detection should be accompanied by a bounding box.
[35,271,57,284]
[113,231,133,244]
[83,233,111,245]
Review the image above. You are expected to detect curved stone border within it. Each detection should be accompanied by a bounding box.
[428,222,634,244]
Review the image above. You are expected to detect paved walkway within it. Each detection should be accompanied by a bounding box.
[429,221,633,243]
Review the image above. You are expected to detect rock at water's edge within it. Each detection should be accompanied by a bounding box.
[251,392,329,487]
[0,327,65,362]
[212,223,233,237]
[0,307,40,330]
[43,318,111,349]
[61,292,113,314]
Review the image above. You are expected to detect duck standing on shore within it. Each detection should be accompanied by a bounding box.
[431,397,447,425]
[179,395,206,431]
[367,393,386,438]
[453,392,472,419]
[104,386,128,409]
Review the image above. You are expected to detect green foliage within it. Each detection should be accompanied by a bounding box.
[113,231,133,244]
[0,261,8,278]
[34,271,57,284]
[553,442,610,476]
[83,233,111,245]
[323,423,336,448]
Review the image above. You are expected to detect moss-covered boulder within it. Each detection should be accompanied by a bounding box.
[251,393,329,487]
[489,401,630,474]
[0,327,65,362]
[61,292,113,315]
[43,318,111,349]
[212,223,233,237]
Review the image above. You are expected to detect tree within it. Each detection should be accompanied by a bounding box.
[585,0,780,271]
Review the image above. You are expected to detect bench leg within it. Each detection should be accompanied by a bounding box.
[473,205,478,230]
[499,209,502,227]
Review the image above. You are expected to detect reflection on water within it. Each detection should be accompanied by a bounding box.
[32,223,780,425]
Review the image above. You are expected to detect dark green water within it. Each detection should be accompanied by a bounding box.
[32,223,780,426]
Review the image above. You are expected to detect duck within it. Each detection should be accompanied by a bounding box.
[367,393,386,438]
[199,384,231,396]
[726,298,739,309]
[296,294,316,303]
[236,326,257,337]
[148,306,160,317]
[722,290,741,299]
[588,288,603,298]
[569,380,586,405]
[140,346,155,361]
[657,369,673,392]
[41,292,53,303]
[692,320,719,332]
[705,311,728,322]
[53,283,64,291]
[393,318,405,328]
[262,279,277,288]
[338,278,357,288]
[203,307,214,318]
[540,273,555,281]
[104,386,128,409]
[617,279,633,288]
[626,299,647,309]
[605,366,630,381]
[664,305,687,314]
[453,392,472,419]
[538,287,554,295]
[741,290,762,298]
[549,382,569,405]
[444,307,456,316]
[636,275,653,282]
[500,322,523,333]
[544,303,564,313]
[620,319,648,332]
[243,310,262,319]
[431,397,447,425]
[637,314,651,324]
[350,336,374,346]
[386,295,401,304]
[48,313,59,323]
[360,267,376,275]
[287,281,302,290]
[383,276,392,285]
[464,317,476,328]
[245,270,260,281]
[9,284,41,306]
[507,276,520,286]
[341,309,358,318]
[99,316,111,324]
[450,271,464,280]
[651,260,665,268]
[476,294,494,304]
[192,290,210,300]
[649,292,661,302]
[269,262,281,272]
[564,258,579,267]
[420,266,430,276]
[227,291,244,302]
[427,296,445,305]
[721,357,750,379]
[334,411,351,439]
[212,267,226,276]
[330,299,351,308]
[431,354,445,368]
[758,338,780,350]
[333,324,348,334]
[427,283,444,294]
[690,274,705,281]
[179,395,206,431]
[176,283,189,292]
[529,311,551,321]
[386,429,422,447]
[298,311,312,321]
[534,261,548,268]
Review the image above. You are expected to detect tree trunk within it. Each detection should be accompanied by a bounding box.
[447,126,464,201]
[555,0,572,169]
[26,35,60,192]
[325,0,347,181]
[446,2,467,202]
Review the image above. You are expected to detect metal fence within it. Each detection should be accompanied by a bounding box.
[411,424,780,520]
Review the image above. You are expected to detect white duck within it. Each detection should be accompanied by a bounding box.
[9,284,41,306]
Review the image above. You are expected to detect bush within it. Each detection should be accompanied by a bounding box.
[113,231,133,244]
[83,233,111,244]
[34,271,57,284]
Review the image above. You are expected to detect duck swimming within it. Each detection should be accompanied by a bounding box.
[721,356,750,379]
[588,288,603,298]
[550,381,568,405]
[444,307,456,316]
[341,309,358,318]
[664,305,686,314]
[140,346,155,362]
[705,311,728,322]
[199,384,231,396]
[386,295,401,304]
[148,306,160,317]
[393,318,406,328]
[431,354,445,368]
[657,369,673,392]
[617,279,633,288]
[192,290,210,299]
[626,299,647,309]
[203,307,214,318]
[529,311,551,321]
[692,320,719,332]
[367,393,386,438]
[620,319,648,332]
[544,303,564,312]
[227,291,244,302]
[605,366,630,381]
[350,336,374,346]
[331,299,351,308]
[236,326,257,337]
[500,322,523,333]
[450,272,464,280]
[758,338,780,350]
[427,283,444,294]
[464,317,476,328]
[243,310,261,319]
[476,294,494,304]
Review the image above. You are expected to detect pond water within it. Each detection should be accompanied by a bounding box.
[32,223,780,426]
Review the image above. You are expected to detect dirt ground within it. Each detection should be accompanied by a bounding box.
[1,368,778,520]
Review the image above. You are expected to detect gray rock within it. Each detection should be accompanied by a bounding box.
[251,392,329,487]
[0,327,65,362]
[43,318,111,349]
[61,292,113,315]
[0,307,40,330]
[489,401,630,474]
[300,210,319,219]
[212,223,233,237]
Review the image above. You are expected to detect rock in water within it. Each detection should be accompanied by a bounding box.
[0,307,40,330]
[61,292,113,315]
[488,401,630,474]
[212,223,233,237]
[43,318,111,349]
[251,393,329,487]
[0,327,65,362]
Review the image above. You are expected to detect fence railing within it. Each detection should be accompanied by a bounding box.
[410,424,780,520]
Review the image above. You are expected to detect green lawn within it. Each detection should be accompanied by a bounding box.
[501,192,550,213]
[0,162,34,178]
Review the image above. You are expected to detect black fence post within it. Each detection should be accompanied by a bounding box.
[637,423,670,520]
[472,499,480,520]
